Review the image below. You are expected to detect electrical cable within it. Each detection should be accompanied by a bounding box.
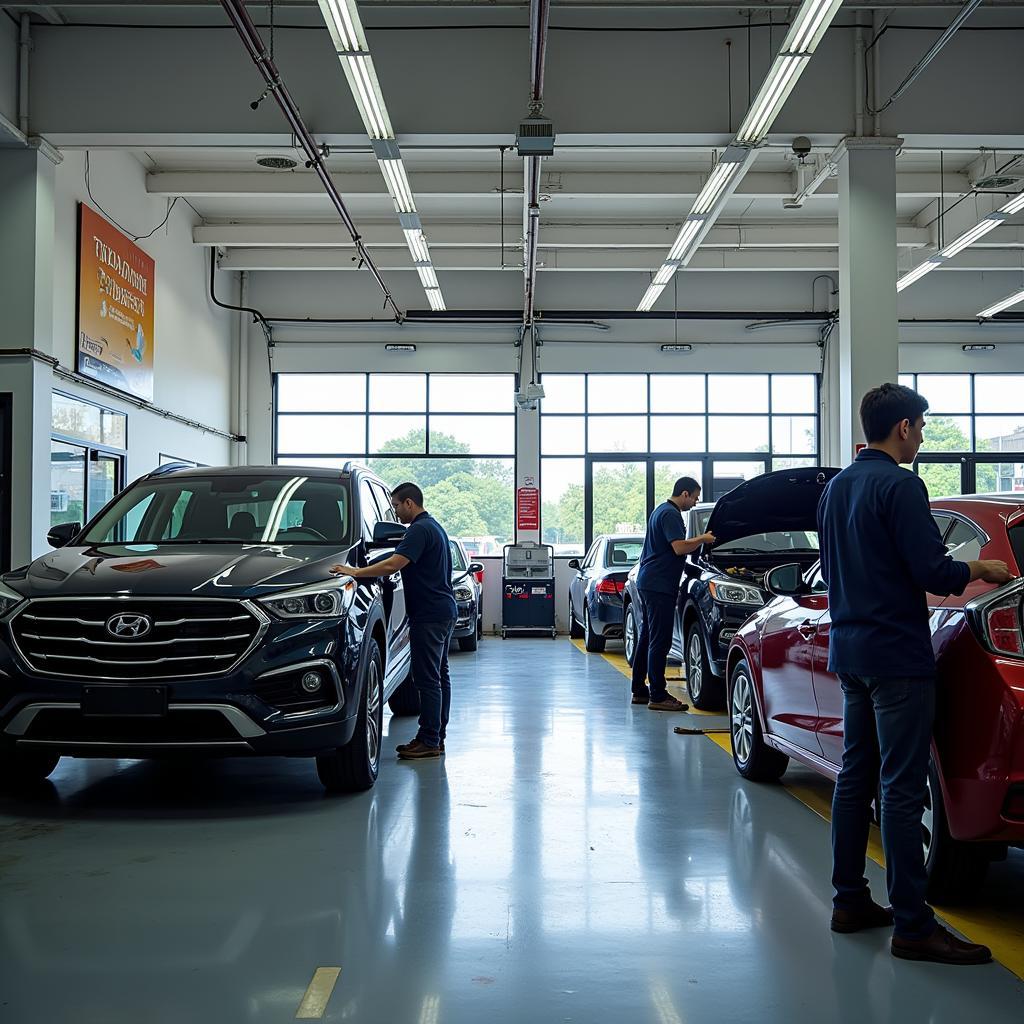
[84,152,180,242]
[208,250,275,379]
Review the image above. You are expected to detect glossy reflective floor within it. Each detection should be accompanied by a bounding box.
[1,639,1022,1023]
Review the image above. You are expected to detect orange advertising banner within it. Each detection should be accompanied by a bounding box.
[76,202,156,401]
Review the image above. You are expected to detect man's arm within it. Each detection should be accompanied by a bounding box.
[330,553,410,579]
[671,533,716,556]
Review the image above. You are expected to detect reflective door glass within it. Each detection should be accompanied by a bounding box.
[51,441,86,527]
[88,456,118,520]
[590,461,648,538]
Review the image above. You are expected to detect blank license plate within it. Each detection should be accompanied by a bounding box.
[82,686,168,717]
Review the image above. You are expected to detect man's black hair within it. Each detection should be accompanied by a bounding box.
[672,476,701,498]
[859,383,929,444]
[392,482,424,507]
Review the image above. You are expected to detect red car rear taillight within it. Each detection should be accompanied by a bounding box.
[986,602,1024,656]
[596,579,625,595]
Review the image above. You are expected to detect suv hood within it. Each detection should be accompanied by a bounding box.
[705,467,840,549]
[6,542,360,600]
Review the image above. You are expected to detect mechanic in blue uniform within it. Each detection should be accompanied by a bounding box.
[331,482,457,760]
[630,477,715,711]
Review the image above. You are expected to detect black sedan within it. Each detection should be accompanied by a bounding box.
[568,535,644,652]
[624,468,837,709]
[450,538,484,651]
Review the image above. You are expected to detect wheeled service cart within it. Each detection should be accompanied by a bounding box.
[501,542,557,639]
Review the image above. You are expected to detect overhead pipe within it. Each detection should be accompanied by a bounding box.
[18,13,30,136]
[218,0,402,322]
[522,0,551,330]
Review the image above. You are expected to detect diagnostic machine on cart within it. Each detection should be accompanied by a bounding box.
[501,542,557,639]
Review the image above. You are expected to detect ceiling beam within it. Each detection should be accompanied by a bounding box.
[148,169,969,201]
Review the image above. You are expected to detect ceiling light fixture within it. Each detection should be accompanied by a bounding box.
[896,259,942,292]
[386,343,417,352]
[416,265,440,290]
[661,344,693,353]
[978,288,1024,319]
[638,283,666,313]
[425,289,446,312]
[652,263,679,287]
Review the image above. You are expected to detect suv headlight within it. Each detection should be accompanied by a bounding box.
[454,584,474,603]
[0,581,25,618]
[708,579,764,607]
[258,577,357,620]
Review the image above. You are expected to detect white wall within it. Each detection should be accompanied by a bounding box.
[50,150,236,482]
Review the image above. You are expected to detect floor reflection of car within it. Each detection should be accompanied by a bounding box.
[0,463,419,793]
[624,469,837,709]
[728,494,1024,900]
[450,538,484,652]
[568,535,643,652]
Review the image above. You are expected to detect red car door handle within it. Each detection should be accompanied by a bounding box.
[797,621,817,638]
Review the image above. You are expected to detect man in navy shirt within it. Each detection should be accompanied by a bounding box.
[819,383,1012,965]
[631,477,715,711]
[331,482,457,760]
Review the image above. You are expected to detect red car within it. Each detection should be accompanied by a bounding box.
[728,494,1024,900]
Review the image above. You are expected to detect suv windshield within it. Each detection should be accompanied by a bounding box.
[81,474,353,546]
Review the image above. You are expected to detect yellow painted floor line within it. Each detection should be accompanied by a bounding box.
[704,732,1024,978]
[296,967,342,1020]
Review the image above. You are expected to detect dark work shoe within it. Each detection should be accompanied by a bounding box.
[891,924,992,965]
[831,900,895,933]
[396,740,442,760]
[648,696,689,712]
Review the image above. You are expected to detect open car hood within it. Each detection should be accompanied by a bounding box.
[705,467,840,549]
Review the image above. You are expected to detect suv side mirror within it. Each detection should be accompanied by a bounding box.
[47,522,81,549]
[765,563,808,598]
[369,521,407,548]
[468,562,484,575]
[567,558,581,570]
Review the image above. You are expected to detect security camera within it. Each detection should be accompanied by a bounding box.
[791,136,812,162]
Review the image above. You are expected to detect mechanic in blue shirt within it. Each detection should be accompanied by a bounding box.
[330,482,457,760]
[630,477,715,712]
[818,383,1012,965]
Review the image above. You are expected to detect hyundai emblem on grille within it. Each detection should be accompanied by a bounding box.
[105,613,154,639]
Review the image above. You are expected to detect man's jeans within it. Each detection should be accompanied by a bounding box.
[832,673,936,940]
[630,590,677,702]
[410,618,456,749]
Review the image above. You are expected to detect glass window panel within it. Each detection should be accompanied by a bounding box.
[708,415,769,452]
[975,376,1024,414]
[920,415,972,452]
[916,374,971,413]
[88,457,118,519]
[591,461,649,537]
[429,374,514,413]
[975,461,1022,493]
[429,415,514,455]
[369,373,426,412]
[587,416,647,453]
[708,374,769,413]
[650,416,706,453]
[711,460,766,501]
[367,457,514,548]
[917,462,962,498]
[276,456,361,470]
[650,375,706,414]
[541,458,584,554]
[542,416,585,455]
[277,374,366,412]
[587,375,648,414]
[541,374,585,414]
[52,393,126,449]
[369,415,426,454]
[771,375,816,413]
[772,415,817,455]
[976,417,1024,453]
[277,414,366,454]
[898,374,915,390]
[99,410,128,449]
[654,461,705,506]
[50,440,86,527]
[773,457,817,472]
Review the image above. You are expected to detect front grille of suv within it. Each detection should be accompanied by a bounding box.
[9,598,267,681]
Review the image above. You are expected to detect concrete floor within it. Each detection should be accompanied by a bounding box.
[1,640,1022,1023]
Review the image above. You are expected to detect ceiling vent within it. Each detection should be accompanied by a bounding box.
[972,156,1024,191]
[516,116,555,157]
[256,155,299,170]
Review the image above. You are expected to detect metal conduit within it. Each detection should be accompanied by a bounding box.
[522,0,551,330]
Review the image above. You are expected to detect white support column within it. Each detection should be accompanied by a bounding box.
[836,137,903,463]
[514,334,541,544]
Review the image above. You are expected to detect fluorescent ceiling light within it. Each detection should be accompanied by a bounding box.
[785,0,845,54]
[416,265,440,289]
[403,229,430,263]
[652,263,678,287]
[340,54,393,140]
[638,283,666,313]
[425,289,446,311]
[999,191,1024,216]
[379,159,416,214]
[667,218,705,262]
[317,0,365,52]
[978,288,1024,319]
[940,217,1001,259]
[692,161,741,216]
[737,54,806,144]
[896,260,940,292]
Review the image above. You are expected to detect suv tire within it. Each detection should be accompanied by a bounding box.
[686,624,725,711]
[387,664,420,716]
[583,604,606,653]
[0,749,60,788]
[317,643,384,793]
[729,658,788,782]
[459,631,478,652]
[569,596,584,639]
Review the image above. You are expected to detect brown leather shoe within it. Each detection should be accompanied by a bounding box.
[891,924,992,965]
[831,900,894,933]
[648,696,689,712]
[396,739,442,760]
